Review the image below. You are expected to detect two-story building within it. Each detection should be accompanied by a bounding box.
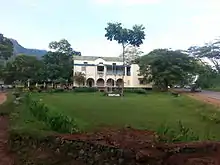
[73,56,152,88]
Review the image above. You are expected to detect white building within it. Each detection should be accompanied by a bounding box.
[73,56,152,88]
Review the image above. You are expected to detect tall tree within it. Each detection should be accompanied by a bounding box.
[139,49,198,91]
[119,45,143,65]
[2,54,43,84]
[188,38,220,72]
[49,39,81,56]
[48,39,81,86]
[0,34,13,61]
[43,51,72,84]
[105,22,145,95]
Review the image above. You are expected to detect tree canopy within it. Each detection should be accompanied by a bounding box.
[49,39,81,56]
[119,45,143,65]
[105,22,145,95]
[139,49,199,91]
[0,34,13,61]
[2,54,43,84]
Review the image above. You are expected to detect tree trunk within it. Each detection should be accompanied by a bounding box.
[121,45,125,97]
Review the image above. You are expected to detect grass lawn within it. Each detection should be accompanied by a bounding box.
[24,92,220,140]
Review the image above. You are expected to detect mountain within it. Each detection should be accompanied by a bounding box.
[10,39,47,58]
[9,39,81,57]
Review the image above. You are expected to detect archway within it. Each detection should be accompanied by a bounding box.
[86,78,95,87]
[106,78,114,87]
[116,79,123,87]
[96,78,105,87]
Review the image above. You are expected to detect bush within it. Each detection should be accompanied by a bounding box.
[74,87,98,93]
[157,121,199,142]
[124,88,147,94]
[25,97,78,133]
[50,88,65,93]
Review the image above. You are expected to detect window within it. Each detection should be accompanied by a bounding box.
[139,78,144,85]
[97,65,104,72]
[112,63,116,74]
[82,62,87,71]
[81,66,86,71]
[127,66,131,76]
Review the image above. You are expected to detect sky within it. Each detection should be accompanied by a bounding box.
[0,0,220,57]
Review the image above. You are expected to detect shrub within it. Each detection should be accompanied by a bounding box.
[74,87,98,93]
[25,97,78,133]
[157,121,199,142]
[124,88,147,94]
[50,88,65,93]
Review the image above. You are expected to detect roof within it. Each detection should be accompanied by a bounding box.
[73,56,123,62]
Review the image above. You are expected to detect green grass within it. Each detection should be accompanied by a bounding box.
[26,92,220,140]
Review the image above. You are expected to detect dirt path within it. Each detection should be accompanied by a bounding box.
[187,93,220,107]
[0,93,14,165]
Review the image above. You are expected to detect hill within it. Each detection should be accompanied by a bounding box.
[10,39,47,57]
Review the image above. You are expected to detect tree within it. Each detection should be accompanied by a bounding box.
[188,38,220,72]
[42,51,72,84]
[105,22,145,95]
[119,45,143,64]
[2,54,43,84]
[49,39,81,56]
[0,34,13,61]
[48,39,81,86]
[74,72,86,87]
[139,49,198,91]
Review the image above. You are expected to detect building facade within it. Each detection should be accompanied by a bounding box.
[73,56,152,88]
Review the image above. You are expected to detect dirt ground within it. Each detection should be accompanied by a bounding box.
[58,128,220,165]
[0,93,14,165]
[187,93,220,107]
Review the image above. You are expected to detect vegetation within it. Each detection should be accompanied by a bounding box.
[105,22,145,95]
[139,49,199,91]
[119,45,143,65]
[0,33,13,61]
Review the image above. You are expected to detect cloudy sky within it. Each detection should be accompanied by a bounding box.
[0,0,220,57]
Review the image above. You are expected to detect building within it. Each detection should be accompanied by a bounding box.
[73,56,152,88]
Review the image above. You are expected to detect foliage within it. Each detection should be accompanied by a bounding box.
[157,121,199,142]
[42,51,72,83]
[25,94,78,133]
[124,88,147,94]
[74,72,86,87]
[139,49,199,91]
[188,38,220,72]
[49,39,81,56]
[105,22,145,94]
[119,45,143,64]
[0,33,13,61]
[74,87,98,93]
[1,54,43,84]
[50,88,65,93]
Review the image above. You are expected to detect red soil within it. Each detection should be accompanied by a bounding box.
[0,93,14,165]
[59,128,220,165]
